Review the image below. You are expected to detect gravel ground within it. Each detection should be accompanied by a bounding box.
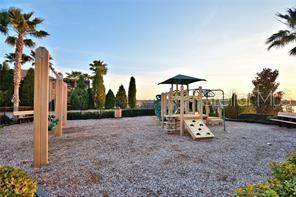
[0,116,295,196]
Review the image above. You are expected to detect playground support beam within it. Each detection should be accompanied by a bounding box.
[33,47,49,167]
[180,85,184,136]
[198,86,203,115]
[62,82,68,127]
[54,74,64,137]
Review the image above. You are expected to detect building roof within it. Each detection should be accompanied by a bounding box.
[158,74,206,85]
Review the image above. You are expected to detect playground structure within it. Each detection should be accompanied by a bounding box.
[156,74,225,140]
[33,47,68,167]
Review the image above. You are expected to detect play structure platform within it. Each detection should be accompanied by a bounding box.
[184,119,214,139]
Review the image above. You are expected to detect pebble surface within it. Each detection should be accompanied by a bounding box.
[0,116,295,196]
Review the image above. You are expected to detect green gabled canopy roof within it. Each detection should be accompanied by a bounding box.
[158,74,206,85]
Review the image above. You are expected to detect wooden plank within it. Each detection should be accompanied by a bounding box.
[54,75,63,136]
[33,47,49,167]
[13,110,34,116]
[184,119,214,140]
[270,118,296,125]
[278,112,296,119]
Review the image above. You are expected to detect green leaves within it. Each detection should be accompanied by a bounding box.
[5,36,17,46]
[116,85,127,109]
[0,10,9,34]
[267,8,296,56]
[0,166,37,196]
[236,153,296,197]
[128,76,136,108]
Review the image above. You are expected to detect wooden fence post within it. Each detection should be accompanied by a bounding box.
[62,82,68,127]
[54,73,63,136]
[33,47,49,167]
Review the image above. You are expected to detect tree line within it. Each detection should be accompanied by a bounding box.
[68,60,137,110]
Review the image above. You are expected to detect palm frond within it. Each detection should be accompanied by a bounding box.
[29,30,49,38]
[0,10,10,34]
[4,53,33,64]
[266,30,296,50]
[23,11,34,20]
[289,46,296,55]
[277,8,296,29]
[5,36,17,46]
[24,38,35,47]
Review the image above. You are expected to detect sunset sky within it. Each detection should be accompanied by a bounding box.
[1,0,296,100]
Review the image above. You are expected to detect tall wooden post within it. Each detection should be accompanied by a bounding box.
[198,86,203,115]
[54,73,63,136]
[161,93,165,129]
[33,47,49,167]
[62,82,67,127]
[180,85,184,136]
[205,99,210,117]
[168,87,173,115]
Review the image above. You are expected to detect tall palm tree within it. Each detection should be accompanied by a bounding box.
[266,8,296,55]
[4,52,33,65]
[0,8,49,111]
[89,60,108,108]
[65,71,91,90]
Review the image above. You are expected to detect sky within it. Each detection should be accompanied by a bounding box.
[1,0,296,100]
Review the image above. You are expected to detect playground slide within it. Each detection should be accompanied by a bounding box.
[184,119,214,140]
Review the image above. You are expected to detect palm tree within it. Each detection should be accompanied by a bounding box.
[4,52,33,65]
[65,71,91,90]
[266,8,296,55]
[0,8,49,111]
[89,60,108,108]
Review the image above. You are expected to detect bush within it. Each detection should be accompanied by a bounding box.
[0,166,37,196]
[67,109,155,120]
[0,114,13,125]
[236,152,296,197]
[122,109,155,117]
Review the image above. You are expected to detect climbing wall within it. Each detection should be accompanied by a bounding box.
[184,119,214,140]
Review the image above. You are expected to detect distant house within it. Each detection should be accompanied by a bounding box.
[136,100,154,109]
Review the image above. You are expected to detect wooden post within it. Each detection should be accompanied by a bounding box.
[62,82,67,127]
[168,87,173,115]
[180,85,184,136]
[205,99,210,117]
[161,93,165,128]
[198,86,203,116]
[54,73,63,137]
[33,47,49,167]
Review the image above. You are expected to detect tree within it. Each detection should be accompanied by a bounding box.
[69,76,88,110]
[89,60,107,108]
[116,85,127,109]
[128,76,136,108]
[64,71,89,88]
[225,93,240,119]
[266,8,296,56]
[87,88,94,109]
[20,68,34,106]
[105,89,115,109]
[5,52,33,65]
[0,62,14,107]
[250,68,282,115]
[0,7,49,111]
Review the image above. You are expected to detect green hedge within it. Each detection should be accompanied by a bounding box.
[67,109,155,120]
[122,109,155,117]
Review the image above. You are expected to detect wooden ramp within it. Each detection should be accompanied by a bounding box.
[184,119,214,140]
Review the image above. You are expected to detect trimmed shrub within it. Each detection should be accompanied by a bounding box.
[67,109,155,120]
[0,114,13,125]
[116,85,127,109]
[122,109,155,117]
[236,152,296,196]
[0,166,37,196]
[105,89,115,109]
